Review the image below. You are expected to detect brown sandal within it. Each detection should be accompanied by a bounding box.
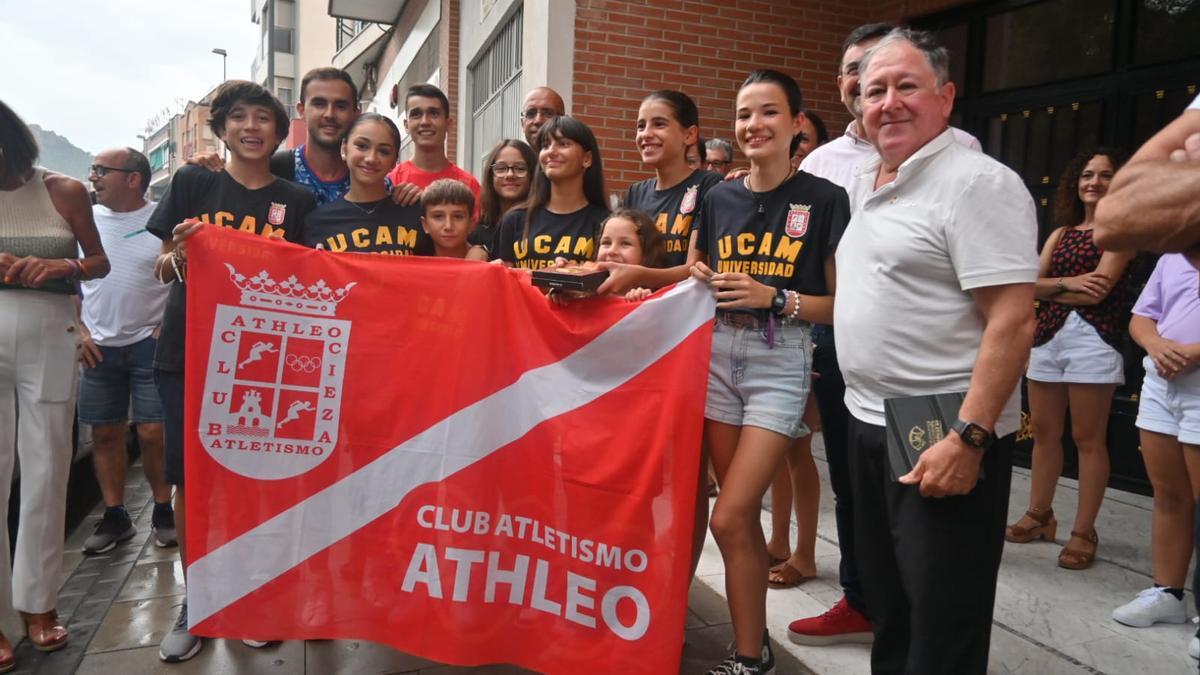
[1058,529,1099,570]
[19,611,67,653]
[1005,508,1056,543]
[768,560,816,589]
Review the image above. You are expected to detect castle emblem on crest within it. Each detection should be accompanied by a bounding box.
[785,203,811,239]
[199,264,356,480]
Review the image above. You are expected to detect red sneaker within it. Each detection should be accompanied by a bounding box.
[787,596,873,646]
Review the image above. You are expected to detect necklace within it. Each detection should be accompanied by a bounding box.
[745,166,797,214]
[743,166,797,194]
[346,197,384,216]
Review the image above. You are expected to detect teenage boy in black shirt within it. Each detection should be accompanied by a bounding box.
[147,80,315,664]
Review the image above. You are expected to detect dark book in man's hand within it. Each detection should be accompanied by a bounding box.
[884,392,979,482]
[531,266,609,292]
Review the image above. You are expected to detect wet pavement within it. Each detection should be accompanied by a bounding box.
[10,460,807,675]
[10,437,1198,673]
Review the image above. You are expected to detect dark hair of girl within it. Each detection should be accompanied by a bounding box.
[524,116,607,238]
[598,208,667,269]
[0,100,39,181]
[806,109,829,145]
[1053,147,1127,228]
[479,139,537,227]
[739,70,804,117]
[345,113,403,149]
[642,90,700,130]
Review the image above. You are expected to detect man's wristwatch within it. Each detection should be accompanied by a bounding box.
[952,418,995,451]
[771,288,788,314]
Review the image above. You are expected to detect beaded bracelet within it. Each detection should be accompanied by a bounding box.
[787,290,801,321]
[77,257,90,280]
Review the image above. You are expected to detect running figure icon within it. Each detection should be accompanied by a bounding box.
[276,400,316,429]
[238,341,278,370]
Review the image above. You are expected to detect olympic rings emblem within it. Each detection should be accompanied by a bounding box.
[286,354,322,374]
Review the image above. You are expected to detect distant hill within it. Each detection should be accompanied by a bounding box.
[29,125,93,182]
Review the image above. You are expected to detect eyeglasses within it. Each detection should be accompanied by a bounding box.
[491,163,529,177]
[522,107,559,122]
[706,160,731,168]
[89,165,135,177]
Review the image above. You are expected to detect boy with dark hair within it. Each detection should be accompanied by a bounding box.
[189,68,420,207]
[386,84,481,200]
[147,79,316,664]
[420,178,475,258]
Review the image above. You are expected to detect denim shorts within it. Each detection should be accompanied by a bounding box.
[705,317,813,438]
[78,336,164,425]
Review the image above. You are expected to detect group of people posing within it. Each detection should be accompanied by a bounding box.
[1,18,1199,675]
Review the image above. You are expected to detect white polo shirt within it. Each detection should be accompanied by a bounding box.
[801,120,981,193]
[833,129,1038,437]
[80,201,170,347]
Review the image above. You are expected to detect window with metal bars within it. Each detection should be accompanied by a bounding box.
[468,7,524,174]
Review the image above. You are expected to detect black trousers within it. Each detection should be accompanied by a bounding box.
[810,326,865,611]
[849,416,1013,675]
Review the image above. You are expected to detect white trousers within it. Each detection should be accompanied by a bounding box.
[0,291,78,614]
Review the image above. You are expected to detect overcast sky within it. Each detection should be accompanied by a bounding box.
[1,0,261,153]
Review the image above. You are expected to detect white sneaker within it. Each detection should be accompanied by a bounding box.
[1112,587,1188,627]
[241,639,277,648]
[1189,629,1199,660]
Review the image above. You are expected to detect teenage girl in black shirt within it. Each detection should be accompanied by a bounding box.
[495,116,609,270]
[468,139,537,260]
[690,70,850,675]
[302,114,430,256]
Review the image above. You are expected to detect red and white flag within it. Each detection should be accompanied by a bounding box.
[182,228,715,674]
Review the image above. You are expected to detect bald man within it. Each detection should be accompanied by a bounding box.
[521,86,565,147]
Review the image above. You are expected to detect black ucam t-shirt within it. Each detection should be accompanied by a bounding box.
[696,170,850,297]
[147,165,316,372]
[495,204,610,269]
[301,197,431,256]
[625,169,723,267]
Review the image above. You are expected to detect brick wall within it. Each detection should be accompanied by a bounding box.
[440,0,462,161]
[572,0,873,191]
[570,0,969,192]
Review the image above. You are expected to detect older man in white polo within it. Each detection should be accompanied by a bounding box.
[833,28,1037,674]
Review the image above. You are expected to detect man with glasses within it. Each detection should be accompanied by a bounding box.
[520,86,566,148]
[79,148,175,555]
[704,138,734,176]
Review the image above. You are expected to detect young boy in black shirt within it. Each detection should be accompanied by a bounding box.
[147,79,315,663]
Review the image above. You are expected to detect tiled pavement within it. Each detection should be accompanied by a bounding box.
[8,437,1198,673]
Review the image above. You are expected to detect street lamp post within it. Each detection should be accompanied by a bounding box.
[212,48,227,82]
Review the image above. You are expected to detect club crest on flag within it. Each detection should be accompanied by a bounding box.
[268,202,287,226]
[198,264,355,480]
[785,203,811,238]
[679,185,698,215]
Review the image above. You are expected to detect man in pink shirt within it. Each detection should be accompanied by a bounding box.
[800,24,980,193]
[387,84,481,199]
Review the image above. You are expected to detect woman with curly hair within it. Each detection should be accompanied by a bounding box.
[1006,147,1133,571]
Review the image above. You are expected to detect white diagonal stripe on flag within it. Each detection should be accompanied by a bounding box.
[187,279,716,626]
